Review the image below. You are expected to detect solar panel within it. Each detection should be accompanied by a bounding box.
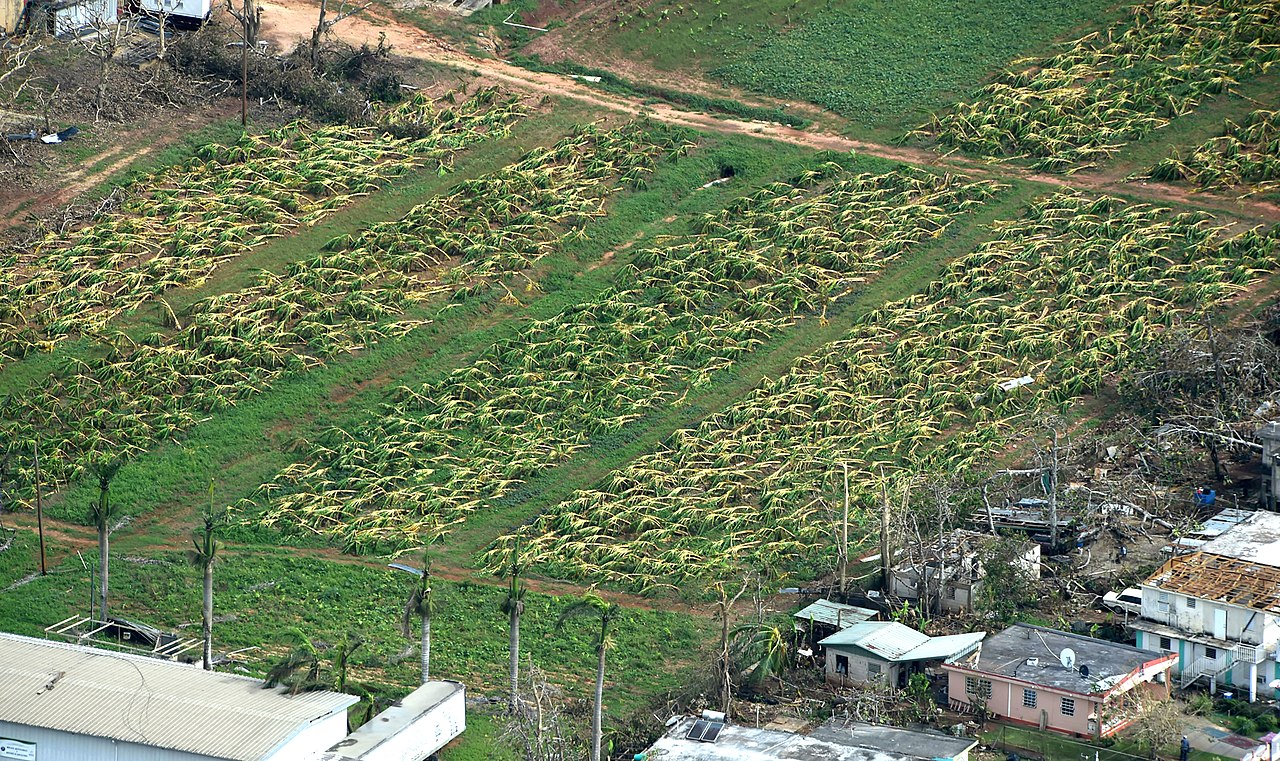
[702,722,725,743]
[686,720,709,741]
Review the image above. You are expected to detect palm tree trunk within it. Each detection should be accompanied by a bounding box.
[98,523,109,620]
[508,605,520,710]
[591,639,605,761]
[202,561,214,670]
[420,608,431,684]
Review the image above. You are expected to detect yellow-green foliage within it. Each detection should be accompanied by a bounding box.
[914,0,1280,172]
[497,195,1279,589]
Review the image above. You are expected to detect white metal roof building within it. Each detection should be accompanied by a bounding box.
[0,632,358,761]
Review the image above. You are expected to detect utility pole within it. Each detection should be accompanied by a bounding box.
[240,20,248,127]
[34,438,46,575]
[839,462,849,598]
[879,474,891,594]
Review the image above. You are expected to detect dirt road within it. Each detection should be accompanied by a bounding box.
[254,0,1280,223]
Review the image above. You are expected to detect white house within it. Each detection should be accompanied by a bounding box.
[0,631,357,761]
[820,621,985,687]
[1130,511,1280,701]
[889,529,1040,613]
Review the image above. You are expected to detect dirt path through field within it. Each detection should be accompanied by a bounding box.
[254,0,1280,224]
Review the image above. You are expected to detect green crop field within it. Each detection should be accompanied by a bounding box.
[2,3,1279,753]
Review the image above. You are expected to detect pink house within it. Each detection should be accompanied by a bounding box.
[943,623,1177,739]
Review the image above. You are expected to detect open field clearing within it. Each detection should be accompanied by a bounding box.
[0,529,712,715]
[498,0,1117,136]
[494,195,1280,589]
[0,90,524,365]
[1,119,688,502]
[912,0,1280,172]
[1144,108,1280,198]
[243,164,1002,551]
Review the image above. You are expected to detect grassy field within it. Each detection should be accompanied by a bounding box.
[2,21,1278,754]
[492,0,1118,137]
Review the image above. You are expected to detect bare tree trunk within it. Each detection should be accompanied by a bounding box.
[420,608,430,684]
[591,637,605,761]
[202,560,213,669]
[310,0,326,70]
[1048,429,1061,549]
[98,523,109,620]
[509,604,520,710]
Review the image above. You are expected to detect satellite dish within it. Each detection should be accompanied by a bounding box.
[1060,648,1077,669]
[1080,664,1090,678]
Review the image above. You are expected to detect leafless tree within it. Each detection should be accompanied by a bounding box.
[501,659,586,761]
[71,12,137,120]
[309,0,371,71]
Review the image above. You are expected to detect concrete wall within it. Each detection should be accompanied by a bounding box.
[0,721,224,761]
[51,0,116,34]
[1139,589,1280,648]
[824,647,901,686]
[0,0,22,33]
[944,673,1099,737]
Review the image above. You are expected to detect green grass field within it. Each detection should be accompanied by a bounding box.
[497,0,1118,136]
[1,25,1277,753]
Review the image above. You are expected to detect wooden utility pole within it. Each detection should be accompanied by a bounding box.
[34,438,46,575]
[839,462,849,598]
[879,474,891,594]
[240,26,248,127]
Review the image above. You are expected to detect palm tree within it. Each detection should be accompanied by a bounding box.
[499,534,526,712]
[557,593,621,761]
[188,480,224,670]
[399,549,433,685]
[731,621,791,692]
[263,628,324,695]
[88,458,121,620]
[263,629,363,696]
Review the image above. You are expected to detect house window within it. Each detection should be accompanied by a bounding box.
[1186,597,1197,609]
[948,585,959,601]
[1159,637,1172,651]
[868,663,882,677]
[1023,688,1037,708]
[836,655,849,674]
[1061,697,1076,717]
[1157,592,1170,613]
[965,677,991,697]
[1205,647,1218,660]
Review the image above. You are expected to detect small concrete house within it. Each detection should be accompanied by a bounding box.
[889,529,1040,613]
[944,623,1177,739]
[820,621,985,687]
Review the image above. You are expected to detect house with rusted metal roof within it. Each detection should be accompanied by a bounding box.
[1130,510,1280,701]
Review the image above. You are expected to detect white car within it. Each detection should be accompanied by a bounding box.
[1102,588,1142,616]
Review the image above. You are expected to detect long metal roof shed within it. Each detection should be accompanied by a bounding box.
[793,599,877,629]
[0,632,357,761]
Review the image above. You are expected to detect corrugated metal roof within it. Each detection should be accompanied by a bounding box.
[820,622,929,660]
[902,632,985,663]
[819,622,985,663]
[793,599,877,629]
[0,632,357,761]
